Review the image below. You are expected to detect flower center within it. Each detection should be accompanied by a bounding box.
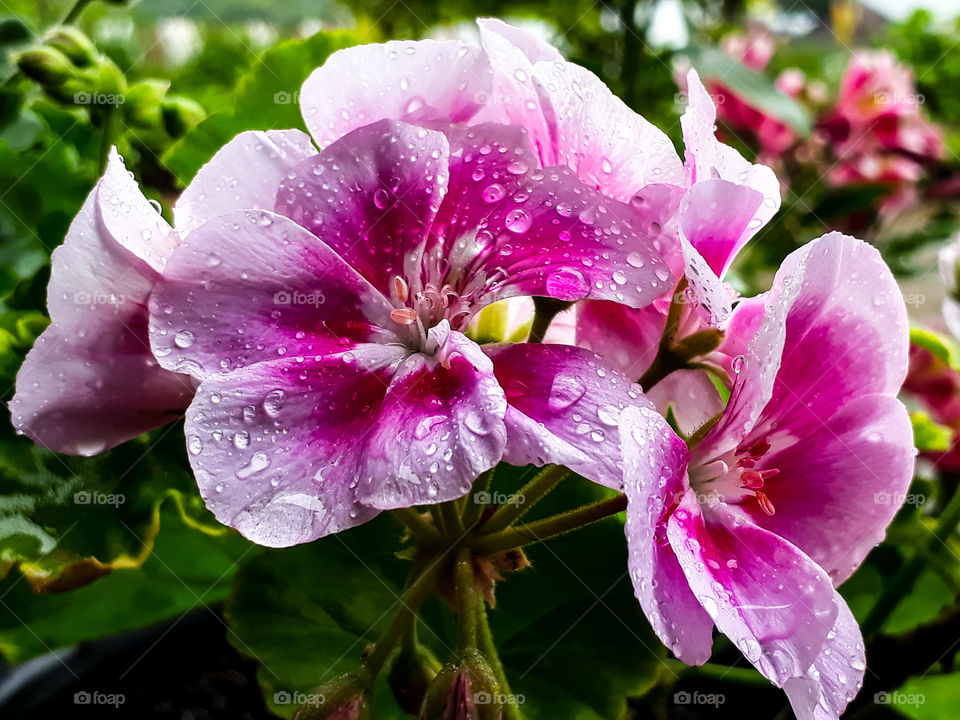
[688,437,780,516]
[387,275,473,352]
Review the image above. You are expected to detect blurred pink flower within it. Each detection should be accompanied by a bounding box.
[902,340,960,472]
[722,25,775,72]
[821,50,944,205]
[148,119,678,546]
[622,232,914,720]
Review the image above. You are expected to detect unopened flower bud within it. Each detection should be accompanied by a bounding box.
[15,47,74,87]
[160,95,206,138]
[420,649,502,720]
[93,57,126,97]
[291,671,370,720]
[123,79,169,127]
[388,642,442,715]
[44,27,98,67]
[326,696,370,720]
[673,327,725,361]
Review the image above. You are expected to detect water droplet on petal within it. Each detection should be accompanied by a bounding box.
[547,374,586,412]
[263,389,285,416]
[174,330,195,348]
[504,208,532,234]
[236,451,270,479]
[482,183,506,203]
[545,268,589,300]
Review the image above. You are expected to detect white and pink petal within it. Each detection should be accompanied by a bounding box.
[667,499,839,687]
[174,129,317,235]
[487,343,664,491]
[300,40,492,150]
[621,406,714,665]
[275,119,449,298]
[149,209,395,378]
[184,344,405,547]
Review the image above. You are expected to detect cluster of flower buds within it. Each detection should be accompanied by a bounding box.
[15,25,203,138]
[291,672,371,720]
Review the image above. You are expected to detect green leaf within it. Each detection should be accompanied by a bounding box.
[892,673,960,720]
[0,419,231,592]
[685,46,812,135]
[0,502,254,663]
[911,327,960,368]
[487,468,664,719]
[912,411,953,453]
[162,30,356,185]
[224,515,414,718]
[226,467,664,718]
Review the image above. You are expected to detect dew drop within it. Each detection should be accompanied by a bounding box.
[263,389,285,417]
[174,330,195,348]
[504,208,532,234]
[547,374,587,412]
[236,451,270,479]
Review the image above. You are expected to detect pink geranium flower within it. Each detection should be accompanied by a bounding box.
[147,119,678,546]
[620,232,914,719]
[821,50,944,210]
[573,70,780,432]
[10,150,195,455]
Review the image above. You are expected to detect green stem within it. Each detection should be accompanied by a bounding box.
[455,547,478,651]
[480,465,569,535]
[472,494,627,555]
[441,499,465,537]
[62,0,94,25]
[528,297,572,343]
[637,348,685,391]
[428,504,445,535]
[462,468,495,529]
[391,508,443,546]
[97,106,115,174]
[477,593,523,720]
[862,486,960,636]
[637,278,689,390]
[363,554,444,677]
[664,660,769,686]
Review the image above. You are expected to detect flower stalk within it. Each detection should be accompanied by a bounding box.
[471,493,628,556]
